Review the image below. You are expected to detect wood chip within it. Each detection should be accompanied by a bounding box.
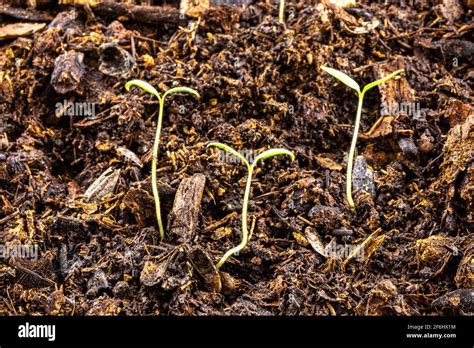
[168,173,206,242]
[0,22,45,41]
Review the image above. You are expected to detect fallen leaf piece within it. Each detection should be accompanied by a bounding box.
[305,227,327,258]
[84,168,121,202]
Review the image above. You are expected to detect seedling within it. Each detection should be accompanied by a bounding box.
[320,66,403,212]
[125,80,200,240]
[279,0,285,24]
[208,143,295,269]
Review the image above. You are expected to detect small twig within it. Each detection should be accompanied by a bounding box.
[272,206,300,234]
[421,153,444,174]
[342,227,382,269]
[6,287,17,315]
[10,261,56,287]
[0,211,19,225]
[204,212,237,232]
[248,215,257,241]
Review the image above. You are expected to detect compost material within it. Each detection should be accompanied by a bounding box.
[0,0,472,316]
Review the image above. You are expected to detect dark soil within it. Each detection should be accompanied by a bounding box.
[0,0,473,316]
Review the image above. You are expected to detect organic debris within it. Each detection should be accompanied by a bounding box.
[0,0,472,316]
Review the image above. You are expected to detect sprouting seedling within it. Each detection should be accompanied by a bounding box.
[125,80,200,240]
[207,142,295,269]
[279,0,286,24]
[320,66,404,212]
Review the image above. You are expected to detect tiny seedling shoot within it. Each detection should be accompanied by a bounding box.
[208,142,295,269]
[279,0,286,24]
[320,66,404,212]
[125,80,200,240]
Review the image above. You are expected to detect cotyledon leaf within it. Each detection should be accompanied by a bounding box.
[321,66,360,93]
[163,87,200,100]
[362,69,404,93]
[207,142,250,168]
[125,79,161,100]
[253,148,295,166]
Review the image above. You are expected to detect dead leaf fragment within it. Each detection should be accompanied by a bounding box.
[305,227,327,258]
[116,146,143,168]
[84,168,121,202]
[140,261,166,287]
[316,154,342,171]
[293,232,309,247]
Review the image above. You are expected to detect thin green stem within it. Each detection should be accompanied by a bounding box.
[346,92,364,212]
[320,67,403,213]
[279,0,285,24]
[216,165,254,269]
[152,99,165,240]
[126,80,199,241]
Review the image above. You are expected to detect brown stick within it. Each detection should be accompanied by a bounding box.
[88,2,187,27]
[0,4,53,22]
[2,2,186,26]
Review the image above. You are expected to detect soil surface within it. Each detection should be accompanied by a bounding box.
[0,1,473,316]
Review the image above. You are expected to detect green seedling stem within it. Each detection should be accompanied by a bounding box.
[279,0,286,24]
[320,66,404,212]
[208,143,295,268]
[125,80,200,240]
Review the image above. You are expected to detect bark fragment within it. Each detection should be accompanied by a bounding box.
[50,51,85,94]
[0,22,46,41]
[168,173,206,242]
